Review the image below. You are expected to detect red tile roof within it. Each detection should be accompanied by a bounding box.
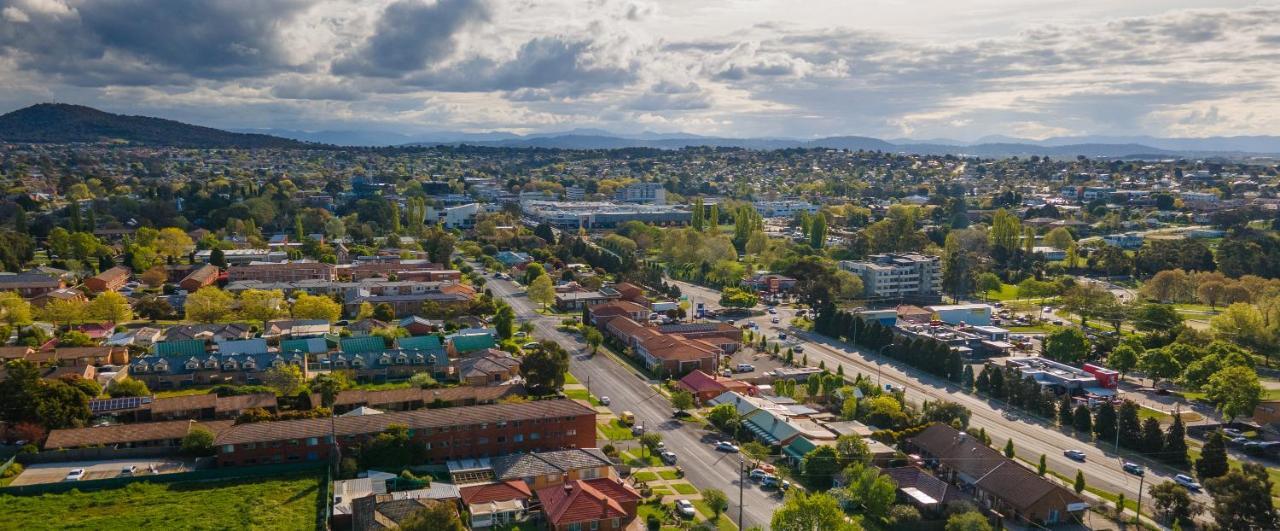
[537,478,640,526]
[460,480,533,505]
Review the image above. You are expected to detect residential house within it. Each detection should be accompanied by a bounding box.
[128,350,309,389]
[907,424,1087,526]
[460,480,534,529]
[554,287,622,311]
[179,264,220,292]
[53,346,129,367]
[495,251,533,267]
[85,266,131,293]
[447,448,615,489]
[398,316,444,336]
[676,370,757,403]
[448,328,498,356]
[263,319,331,339]
[350,496,463,531]
[537,478,641,531]
[0,271,64,298]
[456,349,522,386]
[163,323,254,342]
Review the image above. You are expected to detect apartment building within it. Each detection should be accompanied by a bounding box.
[839,253,942,301]
[227,261,337,282]
[195,248,288,265]
[85,266,131,293]
[614,182,667,205]
[0,271,65,298]
[753,200,819,218]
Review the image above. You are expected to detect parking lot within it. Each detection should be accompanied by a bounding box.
[9,457,194,486]
[722,344,786,380]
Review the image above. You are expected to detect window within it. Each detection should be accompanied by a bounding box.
[306,437,318,446]
[591,521,599,531]
[530,433,539,440]
[568,524,582,531]
[222,444,235,454]
[513,434,523,442]
[477,437,489,444]
[566,429,576,436]
[611,518,620,528]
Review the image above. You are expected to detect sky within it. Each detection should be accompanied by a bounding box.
[2,0,1279,140]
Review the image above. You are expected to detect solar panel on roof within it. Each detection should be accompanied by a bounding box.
[89,396,153,413]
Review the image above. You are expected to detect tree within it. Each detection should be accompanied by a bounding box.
[835,434,871,468]
[1074,470,1086,494]
[584,326,603,355]
[771,491,859,531]
[1042,328,1089,364]
[209,247,227,268]
[1133,304,1183,332]
[0,291,33,326]
[1196,431,1230,480]
[1164,414,1189,467]
[719,287,759,308]
[261,365,305,396]
[922,401,971,429]
[1003,439,1015,458]
[975,272,1002,300]
[311,372,351,408]
[527,274,555,310]
[945,511,992,531]
[1117,400,1142,449]
[671,390,695,412]
[801,445,841,490]
[989,208,1022,254]
[840,462,896,520]
[1072,404,1093,433]
[639,432,663,458]
[1203,365,1263,422]
[493,305,515,340]
[1108,344,1138,381]
[521,341,569,394]
[1043,227,1075,250]
[372,302,395,321]
[238,289,288,328]
[1211,302,1273,359]
[185,286,235,322]
[181,426,215,456]
[35,380,92,428]
[87,291,133,323]
[1205,463,1279,531]
[40,297,86,329]
[707,403,739,432]
[154,227,194,260]
[289,292,343,322]
[809,212,827,249]
[1094,402,1117,443]
[1138,348,1182,387]
[1149,481,1202,525]
[523,262,547,285]
[704,488,729,521]
[105,378,150,398]
[399,501,466,531]
[1141,417,1165,455]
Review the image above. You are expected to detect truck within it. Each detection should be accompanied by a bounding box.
[695,302,706,319]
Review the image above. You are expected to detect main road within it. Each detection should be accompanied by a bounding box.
[670,279,1211,511]
[484,273,781,529]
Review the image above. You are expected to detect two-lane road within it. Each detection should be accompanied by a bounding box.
[484,274,780,529]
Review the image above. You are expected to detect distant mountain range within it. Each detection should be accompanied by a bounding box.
[5,103,1280,159]
[0,103,313,148]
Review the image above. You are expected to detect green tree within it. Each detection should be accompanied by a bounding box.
[1149,481,1202,525]
[1195,431,1229,480]
[493,305,515,340]
[1211,302,1274,361]
[703,488,729,521]
[1117,400,1142,449]
[527,274,556,310]
[372,302,395,321]
[311,372,351,408]
[1043,227,1075,250]
[399,501,466,531]
[835,434,871,468]
[1038,454,1047,476]
[989,208,1022,253]
[1003,439,1015,458]
[181,426,215,456]
[1094,402,1117,443]
[1203,365,1263,422]
[1074,470,1086,494]
[238,289,288,329]
[1108,344,1138,381]
[185,286,235,323]
[584,326,603,354]
[946,511,993,531]
[1138,348,1182,387]
[261,365,305,396]
[976,272,1002,300]
[771,491,859,531]
[1164,414,1189,467]
[639,432,663,459]
[1205,463,1279,531]
[810,212,827,249]
[1072,404,1093,433]
[840,462,896,520]
[0,291,34,326]
[105,378,150,398]
[291,292,342,322]
[521,341,570,394]
[671,390,695,412]
[1043,327,1089,364]
[801,445,841,490]
[719,286,759,308]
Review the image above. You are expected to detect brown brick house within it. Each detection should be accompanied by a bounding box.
[179,264,220,292]
[85,266,130,293]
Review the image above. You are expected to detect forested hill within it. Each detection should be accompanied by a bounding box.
[0,103,315,149]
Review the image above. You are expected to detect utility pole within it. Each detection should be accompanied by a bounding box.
[738,455,745,530]
[1134,472,1146,526]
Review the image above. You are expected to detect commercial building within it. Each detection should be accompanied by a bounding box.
[753,200,819,218]
[925,304,993,326]
[1004,357,1102,393]
[522,200,690,230]
[213,399,597,467]
[195,248,288,265]
[614,182,667,205]
[425,202,483,229]
[840,253,942,301]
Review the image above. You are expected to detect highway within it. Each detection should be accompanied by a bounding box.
[484,273,781,529]
[669,279,1212,512]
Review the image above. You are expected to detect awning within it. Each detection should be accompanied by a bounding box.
[745,421,781,445]
[1083,387,1117,397]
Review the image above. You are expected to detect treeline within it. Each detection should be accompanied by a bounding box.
[814,308,965,383]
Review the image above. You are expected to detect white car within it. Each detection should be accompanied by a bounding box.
[771,317,780,324]
[1174,474,1202,491]
[767,308,777,314]
[63,468,86,481]
[675,499,696,518]
[715,441,740,453]
[599,396,610,406]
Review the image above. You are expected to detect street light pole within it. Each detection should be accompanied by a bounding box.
[738,455,744,530]
[1134,471,1146,525]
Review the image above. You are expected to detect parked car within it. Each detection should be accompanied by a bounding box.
[771,317,780,324]
[715,441,740,453]
[1174,474,1202,491]
[672,409,692,419]
[619,411,635,425]
[1064,450,1087,461]
[768,308,777,314]
[762,475,781,489]
[63,469,86,482]
[722,368,733,378]
[1222,428,1245,439]
[1122,462,1145,476]
[660,451,678,465]
[778,333,787,340]
[120,465,137,477]
[737,363,755,373]
[522,342,541,350]
[599,396,610,406]
[676,499,697,518]
[749,469,770,482]
[794,345,805,352]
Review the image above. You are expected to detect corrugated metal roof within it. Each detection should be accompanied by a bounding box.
[153,339,206,357]
[341,335,387,354]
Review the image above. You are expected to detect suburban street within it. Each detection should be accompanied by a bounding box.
[669,279,1212,512]
[484,273,780,529]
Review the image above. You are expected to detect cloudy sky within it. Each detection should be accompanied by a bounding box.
[2,0,1279,140]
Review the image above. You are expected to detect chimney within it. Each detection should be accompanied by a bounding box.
[563,481,574,494]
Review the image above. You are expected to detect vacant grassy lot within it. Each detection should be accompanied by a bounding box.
[0,472,324,530]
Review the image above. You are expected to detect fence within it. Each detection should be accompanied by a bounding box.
[17,446,179,465]
[0,454,16,480]
[0,461,327,497]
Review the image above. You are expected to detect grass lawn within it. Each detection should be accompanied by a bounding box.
[0,472,324,530]
[1045,469,1136,512]
[348,381,412,391]
[632,471,659,482]
[651,487,673,496]
[637,501,667,525]
[621,450,661,467]
[1007,325,1054,333]
[670,482,698,495]
[693,500,738,531]
[153,387,214,398]
[658,470,681,480]
[563,388,601,406]
[598,419,635,441]
[982,283,1021,301]
[564,373,580,385]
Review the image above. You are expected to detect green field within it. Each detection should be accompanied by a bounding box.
[0,472,324,530]
[982,283,1021,301]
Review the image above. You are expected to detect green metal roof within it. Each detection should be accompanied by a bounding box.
[449,333,495,353]
[782,437,818,461]
[280,338,329,354]
[397,335,442,351]
[340,336,387,354]
[153,339,206,357]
